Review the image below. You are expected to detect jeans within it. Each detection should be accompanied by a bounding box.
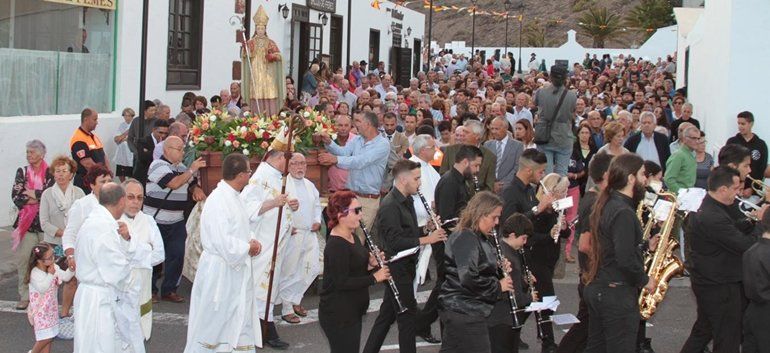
[152,220,187,295]
[538,144,572,176]
[584,282,640,353]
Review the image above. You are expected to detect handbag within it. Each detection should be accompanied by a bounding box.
[534,87,569,145]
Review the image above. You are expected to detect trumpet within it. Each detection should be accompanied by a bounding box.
[489,229,524,329]
[360,222,407,314]
[747,176,769,197]
[735,196,761,222]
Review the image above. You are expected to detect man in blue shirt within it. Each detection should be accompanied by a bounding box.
[318,111,390,243]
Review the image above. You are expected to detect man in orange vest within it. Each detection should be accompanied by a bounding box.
[70,108,107,193]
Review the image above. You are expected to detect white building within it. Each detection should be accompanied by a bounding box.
[674,0,770,159]
[0,0,424,227]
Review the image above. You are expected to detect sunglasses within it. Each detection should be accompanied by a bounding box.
[342,206,363,216]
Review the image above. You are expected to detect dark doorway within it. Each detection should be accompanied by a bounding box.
[298,22,323,90]
[368,29,380,72]
[330,15,343,72]
[413,39,421,77]
[390,47,412,87]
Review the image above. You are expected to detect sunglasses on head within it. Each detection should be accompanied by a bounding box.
[342,206,363,216]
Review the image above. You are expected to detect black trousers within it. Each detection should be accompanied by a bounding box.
[530,257,556,344]
[742,302,770,353]
[363,264,419,353]
[416,242,446,336]
[319,313,363,353]
[152,220,187,295]
[583,283,640,353]
[556,282,590,353]
[439,309,490,353]
[680,283,743,353]
[488,324,521,353]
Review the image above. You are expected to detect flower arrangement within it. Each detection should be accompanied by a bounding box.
[190,110,280,157]
[287,108,337,153]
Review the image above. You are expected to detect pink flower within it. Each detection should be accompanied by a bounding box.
[233,140,241,148]
[260,141,269,149]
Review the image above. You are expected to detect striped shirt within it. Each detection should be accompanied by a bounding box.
[143,157,193,224]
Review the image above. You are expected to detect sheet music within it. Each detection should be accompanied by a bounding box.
[525,295,560,312]
[678,188,707,213]
[387,247,419,263]
[551,313,581,326]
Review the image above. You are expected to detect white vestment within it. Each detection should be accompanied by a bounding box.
[184,180,262,352]
[120,212,165,341]
[410,156,441,290]
[73,205,148,353]
[240,162,293,321]
[62,193,98,251]
[278,177,323,315]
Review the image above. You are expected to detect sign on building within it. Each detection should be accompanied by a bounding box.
[44,0,116,10]
[307,0,336,13]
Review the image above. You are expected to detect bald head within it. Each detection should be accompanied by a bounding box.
[163,136,185,164]
[99,182,126,219]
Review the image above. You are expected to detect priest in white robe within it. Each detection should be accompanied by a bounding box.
[62,169,113,270]
[240,149,297,349]
[278,153,322,323]
[119,179,165,343]
[410,135,442,288]
[73,183,149,353]
[184,154,263,353]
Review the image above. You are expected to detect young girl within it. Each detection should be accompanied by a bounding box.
[26,243,74,353]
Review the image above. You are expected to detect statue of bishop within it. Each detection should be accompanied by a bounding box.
[242,5,285,116]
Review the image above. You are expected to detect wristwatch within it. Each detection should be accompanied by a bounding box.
[531,205,539,214]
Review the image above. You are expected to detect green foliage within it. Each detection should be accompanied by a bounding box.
[625,0,676,40]
[577,6,624,48]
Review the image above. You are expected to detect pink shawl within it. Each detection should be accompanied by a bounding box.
[12,161,48,251]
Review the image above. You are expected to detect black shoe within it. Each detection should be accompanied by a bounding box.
[637,337,655,353]
[419,333,441,344]
[266,338,290,350]
[541,341,557,353]
[519,339,530,350]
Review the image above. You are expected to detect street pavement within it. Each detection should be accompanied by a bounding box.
[0,241,700,353]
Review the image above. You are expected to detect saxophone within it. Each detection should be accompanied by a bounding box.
[638,190,684,320]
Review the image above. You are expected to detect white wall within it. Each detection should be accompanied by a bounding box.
[0,113,122,227]
[438,26,678,71]
[682,0,770,157]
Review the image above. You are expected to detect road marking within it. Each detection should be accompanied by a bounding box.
[382,342,440,350]
[0,289,434,328]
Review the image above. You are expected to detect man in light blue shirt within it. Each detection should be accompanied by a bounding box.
[318,111,390,241]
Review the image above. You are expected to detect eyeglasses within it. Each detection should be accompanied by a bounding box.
[126,194,144,202]
[342,206,363,216]
[673,102,683,105]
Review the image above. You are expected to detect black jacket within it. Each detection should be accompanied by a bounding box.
[487,240,532,327]
[688,195,757,285]
[439,229,501,317]
[435,167,470,223]
[133,135,157,185]
[726,133,769,193]
[624,131,672,171]
[375,187,421,270]
[594,191,648,288]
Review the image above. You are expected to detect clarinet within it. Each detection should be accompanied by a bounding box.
[518,248,551,338]
[360,222,408,314]
[416,189,444,239]
[489,229,524,329]
[472,175,481,192]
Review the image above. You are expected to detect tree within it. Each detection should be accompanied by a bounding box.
[577,6,624,48]
[625,0,676,41]
[523,19,557,47]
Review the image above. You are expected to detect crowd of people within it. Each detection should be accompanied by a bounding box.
[8,48,770,353]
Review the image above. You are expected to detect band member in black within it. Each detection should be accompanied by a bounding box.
[488,213,536,353]
[438,191,512,353]
[718,144,758,232]
[556,152,613,353]
[680,166,766,353]
[363,160,446,353]
[583,153,656,353]
[501,148,567,353]
[417,145,484,341]
[742,211,770,353]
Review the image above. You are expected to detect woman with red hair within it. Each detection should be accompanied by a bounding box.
[319,190,391,353]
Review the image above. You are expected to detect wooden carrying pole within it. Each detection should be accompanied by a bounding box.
[263,116,295,332]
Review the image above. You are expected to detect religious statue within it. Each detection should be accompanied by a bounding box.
[242,5,285,116]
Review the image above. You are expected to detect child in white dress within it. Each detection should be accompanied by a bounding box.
[25,243,74,353]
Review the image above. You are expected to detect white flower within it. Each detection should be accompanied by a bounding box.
[243,149,250,155]
[303,111,310,118]
[240,126,248,133]
[280,112,287,118]
[225,140,232,147]
[209,115,217,122]
[188,140,195,147]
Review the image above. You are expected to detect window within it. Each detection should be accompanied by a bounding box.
[167,0,204,90]
[0,2,115,117]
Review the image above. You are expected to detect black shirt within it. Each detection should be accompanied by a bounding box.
[688,194,757,285]
[319,235,376,325]
[439,229,501,317]
[726,133,769,193]
[743,238,770,304]
[435,167,470,223]
[594,191,648,288]
[576,189,598,274]
[487,239,532,327]
[375,187,421,266]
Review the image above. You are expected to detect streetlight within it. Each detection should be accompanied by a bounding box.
[504,0,511,61]
[471,0,477,58]
[427,0,434,69]
[318,12,328,26]
[517,0,524,74]
[277,4,290,20]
